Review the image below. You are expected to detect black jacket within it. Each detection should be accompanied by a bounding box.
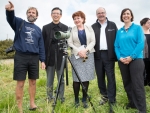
[42,22,68,69]
[92,19,117,61]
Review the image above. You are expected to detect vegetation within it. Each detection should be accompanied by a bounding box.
[0,39,15,59]
[0,60,150,113]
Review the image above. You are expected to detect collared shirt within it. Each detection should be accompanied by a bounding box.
[98,20,108,50]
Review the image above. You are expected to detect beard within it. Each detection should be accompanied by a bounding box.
[27,16,37,22]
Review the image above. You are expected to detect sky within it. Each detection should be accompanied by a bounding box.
[0,0,149,40]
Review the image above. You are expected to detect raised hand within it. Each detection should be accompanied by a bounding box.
[5,1,14,11]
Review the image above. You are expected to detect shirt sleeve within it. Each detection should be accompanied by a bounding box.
[6,10,16,31]
[39,32,45,62]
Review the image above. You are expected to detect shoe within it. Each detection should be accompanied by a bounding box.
[82,101,88,108]
[29,107,37,111]
[125,103,136,109]
[74,101,80,108]
[99,96,108,105]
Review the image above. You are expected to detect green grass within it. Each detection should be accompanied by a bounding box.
[0,60,150,113]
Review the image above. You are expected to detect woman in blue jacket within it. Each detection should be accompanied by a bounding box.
[114,8,146,113]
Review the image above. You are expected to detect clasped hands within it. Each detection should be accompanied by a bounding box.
[120,56,132,65]
[78,49,88,58]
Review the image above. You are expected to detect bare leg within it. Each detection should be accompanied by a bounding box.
[16,80,25,113]
[28,79,37,108]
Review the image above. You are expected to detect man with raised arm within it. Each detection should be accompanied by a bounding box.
[5,1,45,113]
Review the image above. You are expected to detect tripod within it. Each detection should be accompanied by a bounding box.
[51,48,96,113]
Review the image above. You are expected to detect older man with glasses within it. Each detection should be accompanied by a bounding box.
[92,7,118,113]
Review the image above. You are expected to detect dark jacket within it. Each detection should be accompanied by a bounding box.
[42,22,68,69]
[92,18,117,61]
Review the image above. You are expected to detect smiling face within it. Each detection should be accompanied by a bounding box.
[122,10,132,23]
[73,16,84,27]
[27,9,38,23]
[96,7,106,23]
[51,9,62,23]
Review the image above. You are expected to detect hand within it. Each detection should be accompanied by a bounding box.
[5,1,14,11]
[124,56,132,64]
[78,49,87,58]
[120,57,132,65]
[41,62,46,70]
[120,57,129,64]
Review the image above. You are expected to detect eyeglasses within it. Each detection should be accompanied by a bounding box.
[52,12,61,15]
[97,12,105,15]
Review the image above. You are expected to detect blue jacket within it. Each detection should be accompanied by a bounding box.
[114,23,144,60]
[6,10,45,62]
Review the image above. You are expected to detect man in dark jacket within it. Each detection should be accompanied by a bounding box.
[5,1,45,113]
[42,7,68,102]
[92,7,117,113]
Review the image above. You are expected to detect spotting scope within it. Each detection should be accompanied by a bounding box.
[54,27,72,40]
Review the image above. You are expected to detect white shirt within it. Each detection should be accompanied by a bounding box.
[98,20,108,50]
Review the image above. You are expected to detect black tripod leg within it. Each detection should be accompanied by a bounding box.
[52,56,66,113]
[65,57,69,86]
[67,56,96,113]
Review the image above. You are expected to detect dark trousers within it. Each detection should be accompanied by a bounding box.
[46,49,65,100]
[46,66,65,99]
[144,59,150,85]
[95,50,116,102]
[118,59,146,112]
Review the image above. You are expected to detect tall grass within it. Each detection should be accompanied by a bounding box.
[0,60,150,113]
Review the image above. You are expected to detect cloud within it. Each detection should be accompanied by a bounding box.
[0,0,149,40]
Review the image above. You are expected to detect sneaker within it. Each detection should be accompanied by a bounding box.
[82,101,88,108]
[99,96,108,105]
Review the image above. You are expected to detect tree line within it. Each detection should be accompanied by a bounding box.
[0,39,14,59]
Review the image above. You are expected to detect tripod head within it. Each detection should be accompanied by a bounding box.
[57,39,68,55]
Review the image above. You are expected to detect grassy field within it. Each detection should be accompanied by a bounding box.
[0,59,150,113]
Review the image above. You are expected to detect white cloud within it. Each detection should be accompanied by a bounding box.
[0,0,149,40]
